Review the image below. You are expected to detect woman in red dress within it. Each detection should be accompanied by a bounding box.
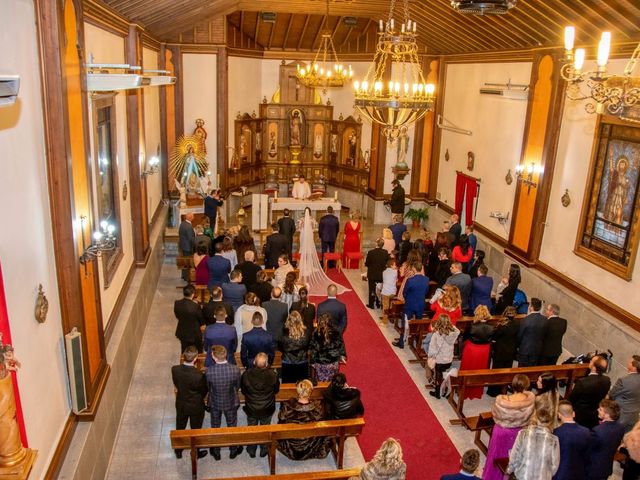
[460,305,494,399]
[342,212,361,269]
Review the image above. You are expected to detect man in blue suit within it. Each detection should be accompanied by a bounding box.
[240,312,276,368]
[318,206,340,268]
[587,399,626,480]
[517,297,548,366]
[222,269,247,314]
[203,305,237,367]
[178,212,196,281]
[440,448,481,480]
[394,262,429,349]
[317,284,348,333]
[553,400,591,480]
[207,243,231,289]
[470,264,493,310]
[388,214,407,250]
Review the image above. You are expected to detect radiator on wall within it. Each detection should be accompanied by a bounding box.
[65,327,87,414]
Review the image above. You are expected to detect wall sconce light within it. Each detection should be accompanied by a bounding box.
[141,156,160,178]
[489,210,510,225]
[515,162,543,194]
[79,215,117,273]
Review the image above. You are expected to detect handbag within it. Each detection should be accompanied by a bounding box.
[427,357,437,370]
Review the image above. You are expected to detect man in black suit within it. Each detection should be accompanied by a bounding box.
[317,284,348,333]
[319,206,340,268]
[553,401,591,480]
[174,284,204,352]
[365,238,390,309]
[387,179,406,217]
[178,212,196,281]
[237,250,262,288]
[568,355,611,429]
[517,297,548,367]
[263,287,289,342]
[264,223,288,269]
[448,213,462,247]
[249,270,273,305]
[277,209,296,257]
[202,286,233,325]
[588,399,625,480]
[539,303,568,366]
[171,346,208,459]
[204,189,223,235]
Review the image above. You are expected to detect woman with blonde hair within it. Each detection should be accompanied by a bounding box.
[220,236,238,270]
[382,228,395,255]
[460,304,495,399]
[277,379,330,460]
[279,311,311,383]
[352,437,406,480]
[427,314,460,399]
[431,285,462,325]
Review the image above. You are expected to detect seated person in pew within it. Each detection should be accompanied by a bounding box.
[440,448,481,480]
[483,374,535,480]
[277,379,331,460]
[323,373,364,420]
[240,352,280,458]
[349,437,406,480]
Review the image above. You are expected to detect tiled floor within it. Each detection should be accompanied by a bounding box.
[105,220,507,478]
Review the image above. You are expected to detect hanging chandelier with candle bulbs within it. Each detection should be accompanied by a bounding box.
[296,0,353,90]
[561,26,640,119]
[353,0,436,141]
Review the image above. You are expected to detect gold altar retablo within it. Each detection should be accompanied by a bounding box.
[289,145,302,164]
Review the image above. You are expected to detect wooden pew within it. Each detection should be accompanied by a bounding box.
[461,411,495,455]
[181,351,283,372]
[170,418,365,479]
[448,363,590,421]
[205,469,362,480]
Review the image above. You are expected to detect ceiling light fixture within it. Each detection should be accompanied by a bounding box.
[353,0,435,141]
[451,0,517,15]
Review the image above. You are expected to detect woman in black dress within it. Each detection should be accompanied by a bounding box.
[309,313,346,382]
[279,311,311,383]
[487,306,520,397]
[492,264,521,315]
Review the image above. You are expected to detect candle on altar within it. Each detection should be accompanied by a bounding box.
[334,191,338,200]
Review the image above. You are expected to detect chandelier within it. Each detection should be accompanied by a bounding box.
[296,0,353,90]
[561,26,640,120]
[450,0,517,15]
[353,0,435,141]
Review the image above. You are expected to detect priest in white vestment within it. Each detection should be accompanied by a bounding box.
[291,175,311,199]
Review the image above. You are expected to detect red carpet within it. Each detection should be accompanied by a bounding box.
[311,271,460,480]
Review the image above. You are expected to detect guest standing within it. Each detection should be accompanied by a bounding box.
[394,261,428,349]
[234,293,268,351]
[233,225,257,264]
[316,284,348,334]
[388,179,406,217]
[487,307,519,397]
[319,206,340,267]
[178,212,196,282]
[380,259,398,325]
[451,234,473,273]
[460,305,494,399]
[174,284,204,353]
[445,262,472,314]
[264,223,289,269]
[470,264,493,310]
[263,287,289,343]
[240,312,276,368]
[278,209,296,257]
[397,231,413,266]
[389,214,407,250]
[280,271,300,310]
[517,298,549,367]
[441,449,481,480]
[206,243,232,289]
[568,354,611,429]
[204,189,223,236]
[310,313,346,382]
[553,400,591,480]
[428,314,460,399]
[193,243,209,286]
[493,264,521,315]
[203,305,237,366]
[365,238,390,309]
[382,228,396,255]
[249,270,274,305]
[587,399,626,480]
[343,212,362,268]
[279,311,311,383]
[220,236,238,270]
[237,250,261,289]
[468,249,485,279]
[290,287,316,333]
[610,355,640,432]
[539,303,567,366]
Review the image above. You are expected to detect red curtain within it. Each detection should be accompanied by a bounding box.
[455,172,480,226]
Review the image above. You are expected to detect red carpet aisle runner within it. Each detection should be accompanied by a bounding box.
[310,272,460,480]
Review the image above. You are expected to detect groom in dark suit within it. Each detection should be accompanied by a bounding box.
[264,223,288,269]
[319,206,340,268]
[171,346,208,459]
[277,209,296,257]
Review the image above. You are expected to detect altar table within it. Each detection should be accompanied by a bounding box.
[269,197,341,222]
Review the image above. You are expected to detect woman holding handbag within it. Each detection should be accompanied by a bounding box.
[427,314,460,399]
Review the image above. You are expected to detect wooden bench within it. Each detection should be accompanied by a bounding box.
[182,351,283,372]
[205,468,362,480]
[461,411,495,455]
[170,418,365,479]
[448,363,590,421]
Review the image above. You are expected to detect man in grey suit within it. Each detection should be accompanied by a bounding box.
[609,355,640,432]
[517,298,548,367]
[178,212,196,281]
[445,262,472,313]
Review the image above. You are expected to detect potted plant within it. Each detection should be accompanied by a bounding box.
[405,207,429,228]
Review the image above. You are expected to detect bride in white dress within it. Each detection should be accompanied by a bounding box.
[297,208,349,296]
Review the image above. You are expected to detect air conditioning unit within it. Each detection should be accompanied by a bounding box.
[65,328,87,414]
[479,81,529,100]
[0,75,20,107]
[261,12,277,23]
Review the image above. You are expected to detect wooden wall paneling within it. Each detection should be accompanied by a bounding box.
[428,59,447,202]
[217,47,229,190]
[170,45,184,143]
[36,0,109,420]
[158,43,170,198]
[126,24,151,265]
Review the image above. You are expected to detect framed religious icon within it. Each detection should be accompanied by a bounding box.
[575,116,640,280]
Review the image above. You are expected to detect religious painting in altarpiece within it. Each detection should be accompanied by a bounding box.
[575,115,640,280]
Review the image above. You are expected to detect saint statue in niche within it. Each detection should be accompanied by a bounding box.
[255,132,261,152]
[239,132,247,158]
[604,154,631,229]
[467,151,475,171]
[290,109,304,146]
[269,131,277,156]
[330,134,337,154]
[348,130,357,163]
[314,133,323,157]
[396,127,409,167]
[193,119,207,154]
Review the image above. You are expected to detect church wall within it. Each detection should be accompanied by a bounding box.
[539,58,640,319]
[436,61,532,238]
[84,23,137,325]
[228,56,262,154]
[182,53,217,180]
[0,0,71,476]
[143,47,163,224]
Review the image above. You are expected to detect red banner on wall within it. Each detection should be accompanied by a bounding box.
[0,261,28,446]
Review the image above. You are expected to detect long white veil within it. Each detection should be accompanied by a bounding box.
[298,209,349,296]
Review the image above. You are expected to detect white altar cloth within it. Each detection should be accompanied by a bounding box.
[269,197,341,222]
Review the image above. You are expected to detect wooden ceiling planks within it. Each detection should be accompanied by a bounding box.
[96,0,640,55]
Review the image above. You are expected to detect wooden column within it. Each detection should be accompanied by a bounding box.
[35,0,109,420]
[159,43,170,199]
[367,123,387,198]
[126,24,151,265]
[410,57,440,198]
[217,47,229,190]
[507,50,566,264]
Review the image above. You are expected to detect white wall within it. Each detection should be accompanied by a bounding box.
[0,1,70,476]
[182,53,217,182]
[84,23,135,324]
[437,62,531,238]
[228,56,262,151]
[143,47,163,221]
[540,58,640,317]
